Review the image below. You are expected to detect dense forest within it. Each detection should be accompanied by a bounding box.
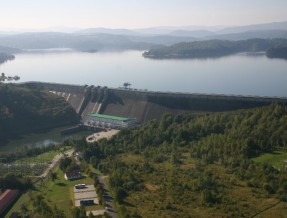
[143,38,287,59]
[266,45,287,59]
[73,103,287,217]
[0,84,79,144]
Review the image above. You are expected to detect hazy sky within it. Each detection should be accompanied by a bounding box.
[1,0,287,30]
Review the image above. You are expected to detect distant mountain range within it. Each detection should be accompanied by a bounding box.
[72,20,287,37]
[217,21,287,34]
[75,28,139,36]
[0,21,286,51]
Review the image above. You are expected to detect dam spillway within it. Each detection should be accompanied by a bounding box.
[21,82,287,123]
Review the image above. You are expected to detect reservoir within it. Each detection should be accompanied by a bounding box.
[0,50,286,97]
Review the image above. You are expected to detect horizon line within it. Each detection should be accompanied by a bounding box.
[1,19,287,33]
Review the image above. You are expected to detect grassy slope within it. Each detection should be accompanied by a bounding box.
[13,146,72,164]
[13,150,60,164]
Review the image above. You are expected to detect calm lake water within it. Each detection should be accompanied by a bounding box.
[0,50,287,97]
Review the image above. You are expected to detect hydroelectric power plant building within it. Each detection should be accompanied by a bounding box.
[85,114,138,129]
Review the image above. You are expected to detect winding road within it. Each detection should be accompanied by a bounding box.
[94,173,117,218]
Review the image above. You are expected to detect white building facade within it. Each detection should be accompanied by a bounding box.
[85,114,138,129]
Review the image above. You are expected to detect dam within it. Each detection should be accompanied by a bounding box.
[21,82,287,123]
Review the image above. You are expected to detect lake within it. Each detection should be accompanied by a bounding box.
[0,50,286,97]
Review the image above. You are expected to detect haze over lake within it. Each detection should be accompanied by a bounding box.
[1,50,287,97]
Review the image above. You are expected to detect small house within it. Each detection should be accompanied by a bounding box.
[64,170,82,180]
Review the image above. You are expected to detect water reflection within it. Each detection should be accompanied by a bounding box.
[0,50,286,97]
[0,126,93,152]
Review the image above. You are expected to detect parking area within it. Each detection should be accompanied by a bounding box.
[74,184,99,207]
[74,184,96,193]
[74,191,97,199]
[75,198,99,207]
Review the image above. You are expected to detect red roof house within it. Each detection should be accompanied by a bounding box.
[0,189,19,216]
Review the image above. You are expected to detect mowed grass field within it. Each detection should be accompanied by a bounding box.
[14,146,73,164]
[252,151,287,169]
[29,167,101,216]
[14,150,60,164]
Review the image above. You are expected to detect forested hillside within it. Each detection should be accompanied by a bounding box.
[74,103,287,217]
[143,38,287,59]
[0,84,79,143]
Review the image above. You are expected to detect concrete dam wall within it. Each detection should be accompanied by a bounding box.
[21,82,287,123]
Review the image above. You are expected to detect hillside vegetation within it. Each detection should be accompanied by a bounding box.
[143,38,287,59]
[0,84,79,144]
[73,103,287,217]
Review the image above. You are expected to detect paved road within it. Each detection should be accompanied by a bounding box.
[10,192,29,217]
[38,150,74,178]
[94,173,117,218]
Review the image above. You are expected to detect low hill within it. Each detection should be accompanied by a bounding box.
[143,38,287,59]
[0,84,79,144]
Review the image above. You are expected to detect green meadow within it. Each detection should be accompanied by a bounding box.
[252,151,287,169]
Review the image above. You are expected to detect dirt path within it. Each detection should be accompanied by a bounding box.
[86,129,119,143]
[251,201,281,217]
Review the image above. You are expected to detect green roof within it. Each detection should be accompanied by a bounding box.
[88,113,130,121]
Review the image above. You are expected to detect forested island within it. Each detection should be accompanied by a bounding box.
[143,38,287,59]
[0,84,79,144]
[266,46,287,59]
[72,103,287,217]
[0,46,22,65]
[0,52,15,65]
